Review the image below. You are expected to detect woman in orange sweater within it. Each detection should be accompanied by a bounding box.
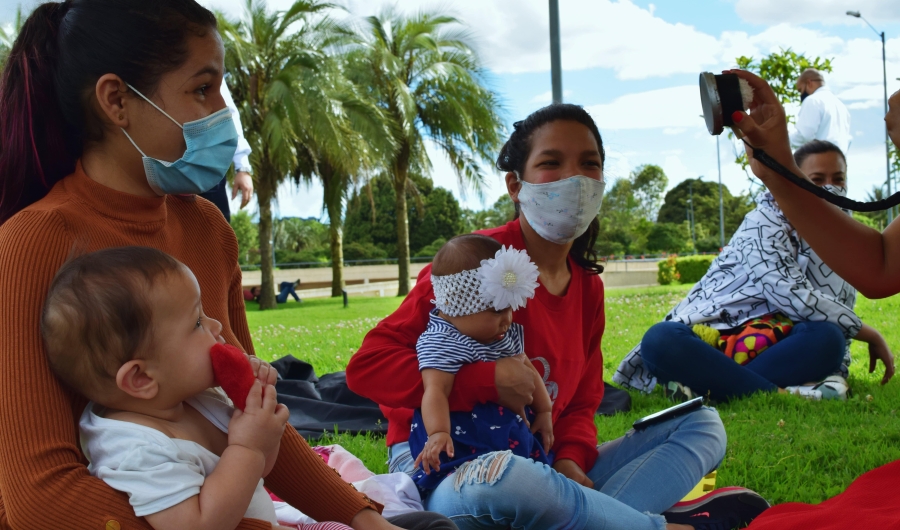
[0,2,455,530]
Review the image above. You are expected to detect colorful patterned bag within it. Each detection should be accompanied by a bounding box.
[693,313,794,365]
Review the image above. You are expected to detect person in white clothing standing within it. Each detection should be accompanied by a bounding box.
[198,81,255,222]
[789,68,852,154]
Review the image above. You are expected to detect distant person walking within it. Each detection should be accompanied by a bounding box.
[789,69,852,154]
[198,81,254,222]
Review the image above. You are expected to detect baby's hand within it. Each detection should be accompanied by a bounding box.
[413,432,454,475]
[228,380,289,462]
[247,354,279,387]
[530,411,554,451]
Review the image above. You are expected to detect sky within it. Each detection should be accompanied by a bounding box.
[2,0,899,221]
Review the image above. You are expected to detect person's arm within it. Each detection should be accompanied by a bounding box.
[147,382,288,530]
[729,69,900,299]
[552,289,606,485]
[853,323,895,385]
[221,82,254,209]
[525,356,554,451]
[221,81,253,176]
[413,369,456,474]
[347,267,497,412]
[735,208,862,338]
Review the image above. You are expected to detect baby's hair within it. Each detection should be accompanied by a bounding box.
[432,234,502,276]
[41,246,185,401]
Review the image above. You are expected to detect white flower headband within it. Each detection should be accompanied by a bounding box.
[431,246,540,317]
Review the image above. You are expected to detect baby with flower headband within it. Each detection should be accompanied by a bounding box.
[408,234,554,491]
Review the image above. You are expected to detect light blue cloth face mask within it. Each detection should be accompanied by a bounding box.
[121,83,238,195]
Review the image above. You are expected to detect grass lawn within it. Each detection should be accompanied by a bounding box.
[245,286,900,506]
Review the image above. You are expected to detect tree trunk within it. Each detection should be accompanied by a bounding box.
[324,174,345,298]
[393,142,412,296]
[394,174,410,296]
[257,168,276,310]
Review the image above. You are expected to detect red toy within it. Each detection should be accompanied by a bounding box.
[210,343,255,411]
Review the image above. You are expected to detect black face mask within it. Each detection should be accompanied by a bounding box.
[800,90,810,102]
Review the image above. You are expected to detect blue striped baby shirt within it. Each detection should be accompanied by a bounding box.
[416,309,525,373]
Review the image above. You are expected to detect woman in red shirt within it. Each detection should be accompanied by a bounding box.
[348,104,767,530]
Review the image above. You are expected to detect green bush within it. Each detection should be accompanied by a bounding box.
[675,255,716,284]
[414,238,446,258]
[343,241,388,261]
[275,249,328,268]
[657,255,680,285]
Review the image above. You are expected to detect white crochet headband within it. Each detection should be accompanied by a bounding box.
[431,246,540,317]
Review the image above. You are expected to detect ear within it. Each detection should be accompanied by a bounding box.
[505,172,522,204]
[116,360,159,400]
[95,73,132,129]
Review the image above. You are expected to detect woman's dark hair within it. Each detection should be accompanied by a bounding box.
[0,0,217,223]
[793,139,846,169]
[496,103,606,274]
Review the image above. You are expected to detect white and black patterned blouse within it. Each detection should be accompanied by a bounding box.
[614,188,861,393]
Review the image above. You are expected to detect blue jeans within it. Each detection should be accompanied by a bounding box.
[276,281,300,303]
[389,407,726,530]
[642,320,845,402]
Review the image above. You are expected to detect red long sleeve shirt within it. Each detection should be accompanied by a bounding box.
[346,220,606,472]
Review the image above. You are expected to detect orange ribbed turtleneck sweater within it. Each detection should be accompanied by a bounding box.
[0,163,376,529]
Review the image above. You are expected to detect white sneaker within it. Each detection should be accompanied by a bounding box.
[785,385,823,400]
[810,375,850,401]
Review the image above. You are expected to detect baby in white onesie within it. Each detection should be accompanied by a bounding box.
[40,246,295,530]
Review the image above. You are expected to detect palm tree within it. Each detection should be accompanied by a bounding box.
[349,9,504,295]
[288,31,394,297]
[218,0,336,308]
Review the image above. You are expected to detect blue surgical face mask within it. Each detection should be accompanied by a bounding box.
[121,83,238,196]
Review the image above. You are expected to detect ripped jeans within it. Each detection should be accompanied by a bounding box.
[388,407,726,530]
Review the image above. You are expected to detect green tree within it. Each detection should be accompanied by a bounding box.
[344,174,464,258]
[657,178,754,247]
[631,164,668,221]
[219,0,364,307]
[348,9,504,295]
[230,210,259,265]
[279,21,393,295]
[595,165,667,256]
[462,195,515,232]
[646,222,692,254]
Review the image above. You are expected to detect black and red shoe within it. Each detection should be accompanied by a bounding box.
[662,487,771,529]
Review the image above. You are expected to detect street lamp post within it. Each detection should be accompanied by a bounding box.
[716,136,725,248]
[847,10,893,222]
[549,0,562,104]
[688,180,696,252]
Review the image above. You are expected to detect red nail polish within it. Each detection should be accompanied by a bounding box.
[732,111,744,123]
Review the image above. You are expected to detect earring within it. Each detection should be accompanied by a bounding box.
[118,114,124,120]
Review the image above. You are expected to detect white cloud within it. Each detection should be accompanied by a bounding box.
[585,85,703,130]
[846,144,893,200]
[530,89,573,104]
[663,128,687,135]
[734,0,900,25]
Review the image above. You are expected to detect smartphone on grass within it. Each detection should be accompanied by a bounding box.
[632,397,704,431]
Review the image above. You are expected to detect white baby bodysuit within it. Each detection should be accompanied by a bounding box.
[80,388,277,523]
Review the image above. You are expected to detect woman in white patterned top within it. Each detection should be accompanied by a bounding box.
[615,141,892,401]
